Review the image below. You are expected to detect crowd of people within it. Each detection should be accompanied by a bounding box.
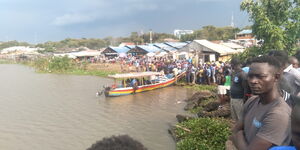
[118,56,235,86]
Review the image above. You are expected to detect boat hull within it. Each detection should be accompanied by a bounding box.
[105,72,184,97]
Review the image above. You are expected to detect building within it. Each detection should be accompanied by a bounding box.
[174,29,194,39]
[236,30,253,39]
[102,46,131,58]
[235,29,257,47]
[178,40,240,63]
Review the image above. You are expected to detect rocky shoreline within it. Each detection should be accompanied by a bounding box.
[169,84,232,149]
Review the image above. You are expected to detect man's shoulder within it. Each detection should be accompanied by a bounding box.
[243,96,259,111]
[270,98,291,115]
[245,96,259,105]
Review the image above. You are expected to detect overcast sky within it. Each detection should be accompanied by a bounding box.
[0,0,249,44]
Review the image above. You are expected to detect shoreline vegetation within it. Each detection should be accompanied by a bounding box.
[170,83,232,150]
[0,57,120,77]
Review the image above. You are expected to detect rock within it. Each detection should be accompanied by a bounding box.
[203,101,220,111]
[176,114,194,123]
[168,125,179,142]
[197,103,231,118]
[185,91,214,102]
[184,101,198,110]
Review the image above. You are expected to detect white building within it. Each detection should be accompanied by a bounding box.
[174,29,194,39]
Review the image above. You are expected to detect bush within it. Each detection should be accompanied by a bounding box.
[175,118,230,150]
[48,56,74,72]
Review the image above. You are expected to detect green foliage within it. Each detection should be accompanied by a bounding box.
[233,46,265,62]
[68,69,117,77]
[241,0,300,53]
[181,26,240,42]
[32,56,75,72]
[126,32,177,44]
[175,118,230,150]
[48,56,74,72]
[37,38,107,52]
[0,40,31,50]
[30,57,117,77]
[0,59,15,64]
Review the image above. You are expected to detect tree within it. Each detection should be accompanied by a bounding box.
[0,40,31,50]
[180,26,239,42]
[241,0,300,53]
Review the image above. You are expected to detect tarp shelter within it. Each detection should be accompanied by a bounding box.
[102,46,131,58]
[127,45,161,57]
[153,43,177,52]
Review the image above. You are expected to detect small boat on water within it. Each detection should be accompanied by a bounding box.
[98,71,185,97]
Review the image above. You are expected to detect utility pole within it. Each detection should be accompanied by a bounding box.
[231,12,234,27]
[149,29,153,44]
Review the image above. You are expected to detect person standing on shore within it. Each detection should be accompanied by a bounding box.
[230,57,248,121]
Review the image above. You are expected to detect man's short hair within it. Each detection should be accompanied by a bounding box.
[87,135,147,150]
[268,50,289,68]
[250,55,281,72]
[295,50,300,62]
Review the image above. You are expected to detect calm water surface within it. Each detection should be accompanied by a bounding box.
[0,64,192,150]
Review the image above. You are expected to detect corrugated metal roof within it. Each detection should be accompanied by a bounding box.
[220,42,244,49]
[125,45,136,49]
[109,46,130,53]
[194,40,237,55]
[164,42,188,49]
[153,43,177,51]
[237,29,252,35]
[137,45,161,53]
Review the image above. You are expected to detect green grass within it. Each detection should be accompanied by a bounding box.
[0,59,16,64]
[0,57,118,77]
[175,118,230,150]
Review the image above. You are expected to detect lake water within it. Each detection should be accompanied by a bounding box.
[0,64,192,150]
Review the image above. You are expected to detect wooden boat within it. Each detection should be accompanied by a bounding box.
[99,71,185,97]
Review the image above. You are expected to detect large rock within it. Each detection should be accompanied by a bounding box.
[185,90,214,102]
[184,91,216,110]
